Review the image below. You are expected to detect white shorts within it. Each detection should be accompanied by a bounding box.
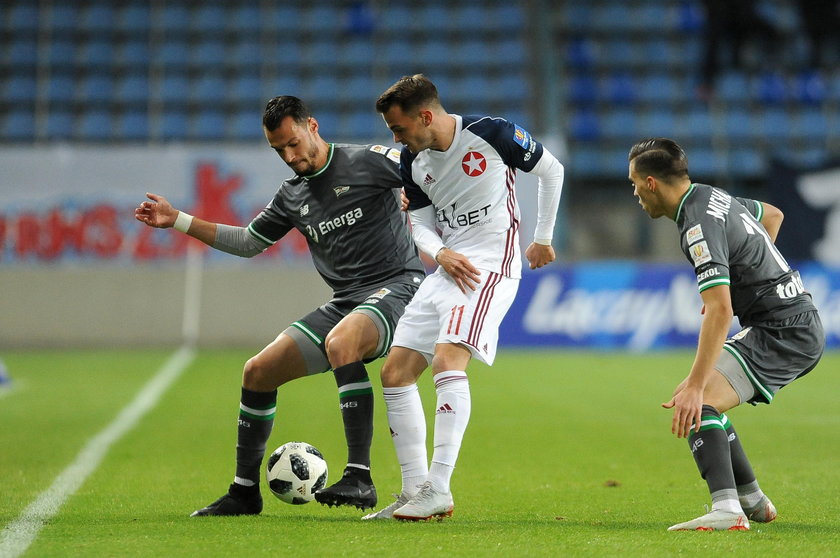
[391,268,519,365]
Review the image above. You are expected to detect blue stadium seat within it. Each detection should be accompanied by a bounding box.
[683,107,714,141]
[639,108,677,137]
[414,41,451,68]
[117,74,150,104]
[600,108,638,139]
[338,39,375,69]
[795,108,828,140]
[594,3,631,31]
[192,39,226,68]
[120,110,150,140]
[231,73,262,106]
[79,109,113,140]
[47,39,76,67]
[602,72,636,105]
[260,5,299,33]
[4,75,37,102]
[3,110,36,140]
[793,71,827,105]
[160,110,188,140]
[231,110,262,140]
[7,38,38,68]
[193,5,226,33]
[82,39,114,68]
[79,75,113,103]
[728,148,764,177]
[567,38,595,70]
[716,72,750,104]
[230,38,261,69]
[496,74,528,103]
[638,73,681,103]
[46,111,74,139]
[490,4,524,30]
[157,41,188,68]
[340,75,374,105]
[119,3,151,35]
[568,74,598,105]
[755,108,791,140]
[191,111,226,139]
[755,72,787,105]
[50,4,78,35]
[303,75,339,105]
[191,74,226,105]
[312,111,339,135]
[722,108,753,141]
[308,39,338,67]
[686,147,717,178]
[84,2,115,32]
[263,75,301,99]
[230,4,261,32]
[305,6,336,32]
[160,4,190,33]
[46,73,76,103]
[340,111,380,141]
[160,75,189,104]
[569,109,600,142]
[492,40,526,67]
[381,39,413,68]
[121,40,150,66]
[8,3,39,34]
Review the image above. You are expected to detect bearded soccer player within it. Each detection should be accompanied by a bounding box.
[361,74,565,521]
[628,137,824,531]
[135,96,424,516]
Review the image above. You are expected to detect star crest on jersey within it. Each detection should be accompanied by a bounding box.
[334,185,350,197]
[461,151,487,177]
[423,173,436,187]
[299,204,309,216]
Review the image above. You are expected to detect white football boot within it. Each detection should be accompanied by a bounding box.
[361,493,409,520]
[743,496,777,523]
[392,481,454,521]
[668,509,750,531]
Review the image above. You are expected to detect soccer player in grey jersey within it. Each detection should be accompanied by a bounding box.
[628,138,824,531]
[135,96,424,516]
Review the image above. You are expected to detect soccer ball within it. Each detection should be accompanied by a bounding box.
[265,442,328,505]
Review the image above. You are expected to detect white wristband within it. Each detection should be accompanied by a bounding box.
[173,211,194,233]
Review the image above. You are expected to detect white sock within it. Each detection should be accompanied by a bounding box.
[383,384,427,497]
[427,370,470,493]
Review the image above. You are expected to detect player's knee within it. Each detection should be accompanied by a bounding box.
[324,331,363,368]
[242,355,283,390]
[380,359,409,387]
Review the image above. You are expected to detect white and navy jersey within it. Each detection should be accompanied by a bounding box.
[248,143,425,298]
[401,114,544,278]
[677,183,815,325]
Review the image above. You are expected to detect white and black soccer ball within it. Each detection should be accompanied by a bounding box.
[265,442,328,505]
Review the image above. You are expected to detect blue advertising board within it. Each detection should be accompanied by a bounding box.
[500,262,840,351]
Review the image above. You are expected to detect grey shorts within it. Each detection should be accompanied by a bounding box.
[284,272,423,375]
[715,310,824,405]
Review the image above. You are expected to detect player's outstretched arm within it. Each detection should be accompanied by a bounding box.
[134,192,217,247]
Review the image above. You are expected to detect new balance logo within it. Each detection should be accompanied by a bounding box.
[436,403,455,415]
[423,173,436,187]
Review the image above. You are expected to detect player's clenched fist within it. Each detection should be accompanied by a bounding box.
[135,192,177,228]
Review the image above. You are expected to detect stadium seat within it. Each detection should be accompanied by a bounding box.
[7,38,38,68]
[2,110,36,140]
[160,110,188,140]
[303,75,339,105]
[160,5,190,34]
[340,75,374,105]
[638,73,681,103]
[795,108,828,140]
[4,75,37,102]
[728,148,764,177]
[81,38,115,68]
[50,4,79,35]
[46,73,76,104]
[231,110,262,140]
[340,111,380,141]
[160,75,189,104]
[46,111,74,139]
[79,74,114,103]
[567,38,595,70]
[191,110,227,139]
[157,41,189,68]
[639,108,677,137]
[793,71,827,105]
[722,109,753,141]
[47,39,77,67]
[7,3,39,34]
[716,72,750,104]
[116,74,150,105]
[569,74,598,105]
[600,108,638,140]
[83,3,115,33]
[79,109,113,140]
[120,110,150,140]
[569,109,601,142]
[119,3,151,35]
[755,108,791,140]
[193,5,226,33]
[682,107,714,141]
[231,73,263,106]
[191,39,226,69]
[755,72,788,105]
[602,72,636,105]
[191,74,227,105]
[569,145,601,178]
[121,40,151,66]
[229,38,261,70]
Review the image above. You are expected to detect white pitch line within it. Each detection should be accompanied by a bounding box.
[0,346,196,558]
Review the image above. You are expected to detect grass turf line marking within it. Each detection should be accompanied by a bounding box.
[0,346,196,558]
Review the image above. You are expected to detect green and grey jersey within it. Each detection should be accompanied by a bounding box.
[248,143,424,298]
[676,183,815,325]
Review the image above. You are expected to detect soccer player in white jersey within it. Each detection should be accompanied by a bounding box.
[363,74,565,521]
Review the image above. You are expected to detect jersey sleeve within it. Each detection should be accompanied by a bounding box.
[734,196,763,221]
[400,147,433,211]
[365,144,403,191]
[681,212,731,293]
[246,193,294,247]
[466,116,544,172]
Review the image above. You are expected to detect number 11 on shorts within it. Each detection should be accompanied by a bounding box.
[447,305,465,335]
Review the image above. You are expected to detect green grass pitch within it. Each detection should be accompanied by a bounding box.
[1,349,838,557]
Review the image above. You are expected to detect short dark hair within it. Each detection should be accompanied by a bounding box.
[375,74,441,114]
[628,137,689,181]
[263,96,311,131]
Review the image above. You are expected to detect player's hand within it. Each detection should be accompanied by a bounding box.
[436,248,481,293]
[662,384,704,439]
[135,192,178,228]
[525,242,555,270]
[400,188,409,212]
